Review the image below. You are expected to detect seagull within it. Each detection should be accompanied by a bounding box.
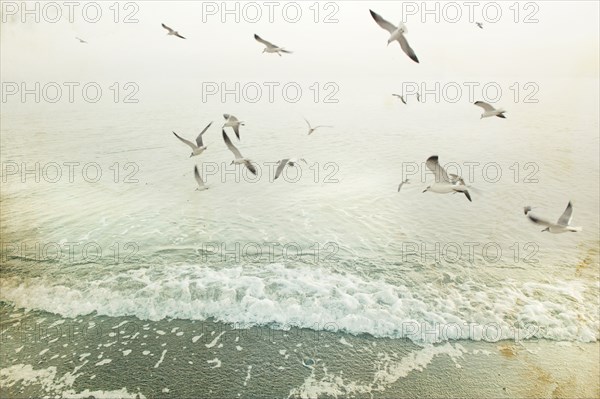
[369,9,419,63]
[274,158,307,180]
[524,206,534,215]
[422,156,472,202]
[254,34,292,56]
[162,23,186,39]
[304,118,332,135]
[172,122,213,157]
[392,94,407,104]
[527,201,582,233]
[397,179,410,192]
[476,22,483,29]
[474,101,507,119]
[194,165,208,191]
[75,37,87,44]
[223,114,244,140]
[222,130,257,175]
[416,92,421,102]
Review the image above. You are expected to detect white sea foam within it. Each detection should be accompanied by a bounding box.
[0,264,597,344]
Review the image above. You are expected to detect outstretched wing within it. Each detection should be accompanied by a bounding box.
[474,101,496,112]
[397,33,419,63]
[222,130,243,159]
[162,23,174,34]
[195,121,213,147]
[369,10,397,34]
[527,213,553,227]
[254,34,277,49]
[232,124,241,140]
[224,114,238,123]
[173,131,197,150]
[194,165,205,188]
[557,201,573,226]
[244,160,257,175]
[426,155,450,183]
[175,32,186,39]
[274,159,289,180]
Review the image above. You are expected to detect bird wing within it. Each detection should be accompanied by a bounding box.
[426,155,450,183]
[162,23,175,33]
[449,173,465,185]
[195,121,213,147]
[232,124,241,140]
[527,213,553,227]
[194,165,205,187]
[173,131,197,150]
[303,118,312,129]
[222,130,243,159]
[274,159,289,180]
[474,101,496,111]
[369,10,397,34]
[397,33,419,63]
[254,34,277,49]
[557,201,573,226]
[175,32,186,39]
[224,114,238,123]
[244,160,257,175]
[280,49,293,54]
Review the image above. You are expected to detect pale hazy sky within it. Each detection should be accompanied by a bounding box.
[1,0,598,84]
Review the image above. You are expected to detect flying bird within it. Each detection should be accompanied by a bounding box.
[274,158,307,180]
[162,23,186,39]
[474,101,507,119]
[397,179,410,192]
[416,92,421,102]
[223,114,244,140]
[75,37,87,44]
[476,22,484,29]
[172,122,213,157]
[524,206,534,215]
[369,9,419,63]
[304,118,332,135]
[254,34,292,55]
[222,130,257,175]
[194,165,208,191]
[392,94,407,104]
[422,156,472,202]
[527,201,582,233]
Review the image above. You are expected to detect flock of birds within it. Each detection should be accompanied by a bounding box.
[75,9,581,235]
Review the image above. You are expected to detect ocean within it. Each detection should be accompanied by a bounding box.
[1,1,599,397]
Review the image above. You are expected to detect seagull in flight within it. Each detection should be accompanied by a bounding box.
[524,206,534,215]
[476,22,484,29]
[397,179,410,192]
[474,101,507,119]
[223,114,244,140]
[162,23,186,39]
[392,94,407,104]
[369,9,419,63]
[254,34,292,56]
[75,37,87,44]
[527,201,582,233]
[194,165,208,191]
[422,156,472,202]
[222,130,257,175]
[172,122,213,157]
[274,158,307,180]
[304,118,332,135]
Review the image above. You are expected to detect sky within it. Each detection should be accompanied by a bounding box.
[1,0,599,85]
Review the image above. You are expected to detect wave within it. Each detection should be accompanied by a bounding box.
[0,263,597,344]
